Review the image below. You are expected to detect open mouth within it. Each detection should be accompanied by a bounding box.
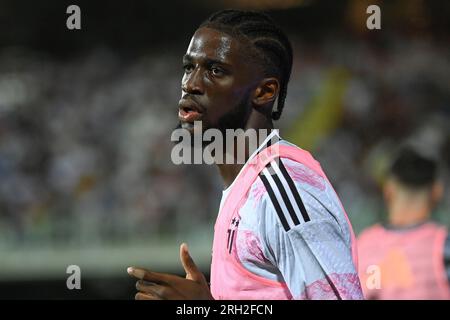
[178,101,203,124]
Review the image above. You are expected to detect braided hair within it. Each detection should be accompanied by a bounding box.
[200,9,293,121]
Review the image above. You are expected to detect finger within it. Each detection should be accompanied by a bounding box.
[135,292,161,300]
[135,280,156,293]
[179,243,204,282]
[127,267,172,285]
[180,243,198,275]
[136,280,175,299]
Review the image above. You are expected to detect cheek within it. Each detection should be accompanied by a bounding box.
[213,79,249,100]
[210,90,241,109]
[223,87,250,107]
[232,86,251,100]
[204,78,253,114]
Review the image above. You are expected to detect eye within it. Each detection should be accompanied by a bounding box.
[211,67,222,75]
[183,63,194,73]
[211,66,224,76]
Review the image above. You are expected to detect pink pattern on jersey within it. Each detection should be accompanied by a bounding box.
[299,273,364,300]
[236,230,270,264]
[284,162,326,191]
[251,179,267,208]
[211,144,361,300]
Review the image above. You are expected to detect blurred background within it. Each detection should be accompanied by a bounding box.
[0,0,449,299]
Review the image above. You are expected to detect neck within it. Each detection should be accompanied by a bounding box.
[387,196,431,227]
[216,110,274,189]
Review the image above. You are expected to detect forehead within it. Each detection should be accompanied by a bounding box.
[185,27,244,64]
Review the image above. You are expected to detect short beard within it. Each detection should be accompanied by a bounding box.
[215,94,252,136]
[173,95,252,149]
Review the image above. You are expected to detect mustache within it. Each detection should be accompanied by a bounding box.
[180,94,203,107]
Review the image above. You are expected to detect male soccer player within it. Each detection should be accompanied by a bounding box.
[128,9,363,300]
[358,148,450,299]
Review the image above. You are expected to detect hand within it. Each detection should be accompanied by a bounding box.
[127,243,214,300]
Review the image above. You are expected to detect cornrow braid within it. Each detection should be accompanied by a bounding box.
[200,9,293,121]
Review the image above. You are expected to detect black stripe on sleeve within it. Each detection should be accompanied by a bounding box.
[277,159,311,223]
[267,163,301,227]
[259,174,291,232]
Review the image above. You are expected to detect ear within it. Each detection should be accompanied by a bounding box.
[430,181,444,206]
[252,77,280,109]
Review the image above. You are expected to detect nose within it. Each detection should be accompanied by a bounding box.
[182,67,204,95]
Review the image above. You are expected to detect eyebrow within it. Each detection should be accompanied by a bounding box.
[183,54,231,68]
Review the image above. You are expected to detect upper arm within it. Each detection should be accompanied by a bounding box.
[263,207,363,299]
[258,159,363,300]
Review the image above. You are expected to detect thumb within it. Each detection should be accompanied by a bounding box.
[180,243,205,283]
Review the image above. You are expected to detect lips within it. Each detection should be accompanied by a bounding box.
[178,108,202,122]
[178,99,203,123]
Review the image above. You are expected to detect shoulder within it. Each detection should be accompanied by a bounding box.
[357,224,384,241]
[255,151,347,232]
[356,224,384,254]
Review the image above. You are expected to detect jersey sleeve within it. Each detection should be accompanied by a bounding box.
[258,159,364,300]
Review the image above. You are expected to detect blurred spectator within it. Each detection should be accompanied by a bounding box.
[357,147,450,299]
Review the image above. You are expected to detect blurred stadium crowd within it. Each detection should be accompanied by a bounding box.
[0,48,219,247]
[1,30,449,251]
